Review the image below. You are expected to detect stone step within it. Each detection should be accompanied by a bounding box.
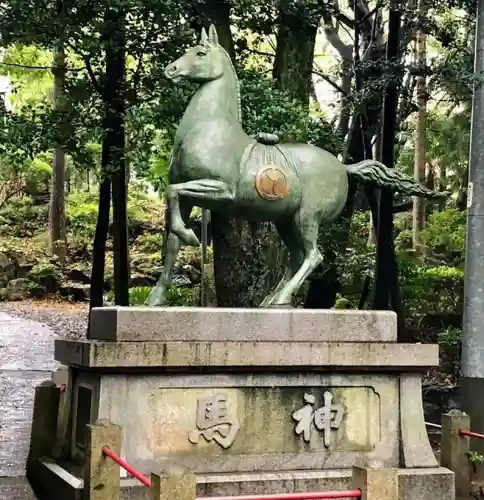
[0,476,37,500]
[0,314,58,479]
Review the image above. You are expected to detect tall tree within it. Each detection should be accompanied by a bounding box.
[412,0,427,252]
[104,3,129,306]
[373,0,402,324]
[273,0,322,105]
[47,0,66,263]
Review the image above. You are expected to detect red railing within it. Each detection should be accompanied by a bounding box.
[457,429,484,440]
[202,493,361,500]
[425,421,484,440]
[102,447,361,499]
[102,446,152,488]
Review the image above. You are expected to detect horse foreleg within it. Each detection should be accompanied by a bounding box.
[267,212,322,307]
[166,185,200,246]
[147,200,193,306]
[167,179,235,246]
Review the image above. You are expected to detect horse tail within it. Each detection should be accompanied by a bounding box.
[345,160,447,199]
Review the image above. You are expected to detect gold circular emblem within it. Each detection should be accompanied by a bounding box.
[255,166,289,201]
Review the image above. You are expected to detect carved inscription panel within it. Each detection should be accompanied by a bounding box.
[141,386,382,457]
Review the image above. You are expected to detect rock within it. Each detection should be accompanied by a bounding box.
[172,275,192,286]
[422,383,459,424]
[66,268,91,284]
[0,252,15,285]
[173,264,200,287]
[59,281,90,301]
[131,274,156,287]
[5,279,33,301]
[28,263,62,294]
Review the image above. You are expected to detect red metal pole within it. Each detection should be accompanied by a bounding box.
[458,428,484,440]
[201,490,362,500]
[102,446,152,488]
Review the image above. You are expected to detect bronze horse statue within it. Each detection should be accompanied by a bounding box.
[148,24,442,308]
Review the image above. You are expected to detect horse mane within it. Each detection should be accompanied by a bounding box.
[217,46,242,123]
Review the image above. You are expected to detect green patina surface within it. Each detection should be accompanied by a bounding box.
[148,24,445,308]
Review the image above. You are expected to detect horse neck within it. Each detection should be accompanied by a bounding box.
[175,54,241,142]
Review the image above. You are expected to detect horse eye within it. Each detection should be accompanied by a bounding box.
[197,51,206,57]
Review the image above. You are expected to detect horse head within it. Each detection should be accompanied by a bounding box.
[165,25,225,84]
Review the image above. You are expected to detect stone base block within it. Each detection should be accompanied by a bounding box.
[33,460,454,500]
[64,369,439,473]
[88,307,397,343]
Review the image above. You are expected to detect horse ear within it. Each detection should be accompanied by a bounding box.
[208,24,219,45]
[200,27,208,43]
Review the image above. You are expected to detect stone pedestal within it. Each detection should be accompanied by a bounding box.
[47,307,453,499]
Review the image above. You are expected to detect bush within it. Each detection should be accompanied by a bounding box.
[29,262,63,293]
[399,260,464,317]
[104,285,199,306]
[421,209,466,266]
[0,197,48,237]
[438,327,461,382]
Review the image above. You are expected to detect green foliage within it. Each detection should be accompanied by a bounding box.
[467,452,484,464]
[104,284,198,306]
[28,262,62,292]
[438,327,461,349]
[400,262,464,316]
[134,232,161,255]
[0,196,47,236]
[421,209,466,266]
[163,285,199,306]
[397,110,470,195]
[438,327,462,380]
[240,66,340,152]
[66,191,99,236]
[0,44,54,109]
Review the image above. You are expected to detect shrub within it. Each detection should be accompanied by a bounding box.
[399,261,464,317]
[0,197,48,237]
[104,284,199,306]
[421,209,466,266]
[29,262,63,293]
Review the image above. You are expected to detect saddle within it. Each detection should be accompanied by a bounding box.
[238,133,298,202]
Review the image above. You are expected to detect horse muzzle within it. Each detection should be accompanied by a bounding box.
[165,63,183,82]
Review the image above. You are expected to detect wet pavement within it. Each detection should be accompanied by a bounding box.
[0,312,58,484]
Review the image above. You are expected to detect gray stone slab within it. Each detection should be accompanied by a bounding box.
[0,314,58,479]
[55,339,438,369]
[88,307,397,342]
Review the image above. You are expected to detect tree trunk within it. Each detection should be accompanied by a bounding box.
[47,43,66,263]
[412,0,427,253]
[373,2,404,333]
[190,0,235,59]
[273,0,320,105]
[89,175,111,312]
[105,5,129,306]
[304,2,381,309]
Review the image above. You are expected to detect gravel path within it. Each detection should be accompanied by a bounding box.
[0,300,88,340]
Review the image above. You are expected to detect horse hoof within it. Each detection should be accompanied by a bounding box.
[147,289,168,307]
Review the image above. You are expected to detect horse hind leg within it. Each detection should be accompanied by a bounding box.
[260,220,304,307]
[147,200,194,306]
[267,210,323,307]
